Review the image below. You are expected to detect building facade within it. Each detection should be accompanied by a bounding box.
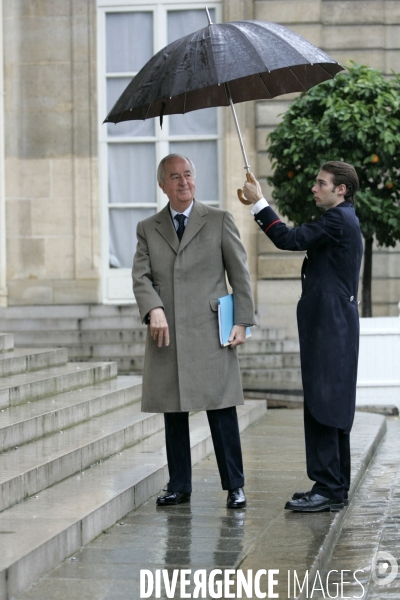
[1,0,400,333]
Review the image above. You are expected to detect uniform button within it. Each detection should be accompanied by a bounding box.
[303,274,306,279]
[350,296,354,302]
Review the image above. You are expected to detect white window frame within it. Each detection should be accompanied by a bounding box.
[97,0,223,303]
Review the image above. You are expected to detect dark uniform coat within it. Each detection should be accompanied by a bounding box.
[132,200,256,413]
[254,202,363,431]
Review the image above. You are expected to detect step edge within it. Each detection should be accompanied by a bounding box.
[0,363,118,410]
[0,348,68,378]
[0,380,143,453]
[0,403,161,512]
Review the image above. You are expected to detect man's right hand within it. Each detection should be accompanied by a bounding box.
[149,308,170,347]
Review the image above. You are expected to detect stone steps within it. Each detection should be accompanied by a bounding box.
[0,348,68,378]
[0,305,141,319]
[237,337,300,354]
[0,333,14,353]
[90,356,144,374]
[0,376,142,453]
[0,379,158,512]
[11,327,290,346]
[0,324,268,599]
[0,362,117,409]
[11,329,148,346]
[241,366,302,387]
[245,387,304,407]
[0,316,144,332]
[64,343,146,360]
[0,304,301,389]
[8,339,302,376]
[238,353,301,369]
[0,400,266,600]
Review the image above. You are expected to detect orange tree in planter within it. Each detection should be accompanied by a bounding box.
[267,62,400,317]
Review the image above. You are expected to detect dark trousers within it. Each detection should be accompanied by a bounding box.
[164,406,245,493]
[304,402,350,502]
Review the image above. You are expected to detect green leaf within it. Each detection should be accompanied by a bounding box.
[266,62,400,251]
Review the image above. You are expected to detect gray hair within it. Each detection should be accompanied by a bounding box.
[157,154,196,183]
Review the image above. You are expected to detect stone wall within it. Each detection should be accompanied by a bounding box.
[2,0,399,317]
[3,0,100,305]
[254,0,400,334]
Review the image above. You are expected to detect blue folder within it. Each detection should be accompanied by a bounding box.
[218,294,252,347]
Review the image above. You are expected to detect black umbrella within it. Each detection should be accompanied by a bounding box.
[105,8,344,203]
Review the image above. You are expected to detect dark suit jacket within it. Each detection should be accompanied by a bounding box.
[255,201,363,430]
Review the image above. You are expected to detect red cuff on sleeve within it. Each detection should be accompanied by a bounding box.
[264,220,281,234]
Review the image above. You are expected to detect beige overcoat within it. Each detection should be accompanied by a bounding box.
[132,200,256,413]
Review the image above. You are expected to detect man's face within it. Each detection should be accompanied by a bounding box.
[311,170,345,210]
[159,157,195,212]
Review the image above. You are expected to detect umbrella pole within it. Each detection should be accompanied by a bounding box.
[225,83,252,205]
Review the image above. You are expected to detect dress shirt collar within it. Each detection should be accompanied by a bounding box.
[169,200,193,226]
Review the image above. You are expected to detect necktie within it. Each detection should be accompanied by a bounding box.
[174,214,186,241]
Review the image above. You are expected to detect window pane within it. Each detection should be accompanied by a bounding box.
[106,12,153,73]
[108,144,157,204]
[170,107,217,136]
[109,208,156,268]
[170,141,218,201]
[107,78,154,137]
[167,9,215,43]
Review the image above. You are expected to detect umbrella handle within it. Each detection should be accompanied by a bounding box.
[237,173,253,205]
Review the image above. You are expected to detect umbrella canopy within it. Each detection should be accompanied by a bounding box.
[105,19,343,125]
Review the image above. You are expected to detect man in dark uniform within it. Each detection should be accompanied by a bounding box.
[243,161,363,512]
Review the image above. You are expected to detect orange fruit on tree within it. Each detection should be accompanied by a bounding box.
[371,154,379,163]
[386,181,394,189]
[287,171,295,179]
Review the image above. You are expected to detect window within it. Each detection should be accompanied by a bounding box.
[98,1,222,302]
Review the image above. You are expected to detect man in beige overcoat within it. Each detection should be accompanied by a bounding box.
[132,154,256,508]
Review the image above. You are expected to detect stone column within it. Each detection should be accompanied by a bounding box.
[0,0,6,307]
[3,0,100,305]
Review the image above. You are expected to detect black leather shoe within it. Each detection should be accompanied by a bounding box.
[227,487,246,508]
[292,490,349,506]
[285,492,344,512]
[156,491,191,506]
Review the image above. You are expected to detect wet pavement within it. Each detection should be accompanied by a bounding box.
[15,408,395,600]
[311,416,400,600]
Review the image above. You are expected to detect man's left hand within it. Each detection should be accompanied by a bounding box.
[228,325,247,348]
[243,173,263,204]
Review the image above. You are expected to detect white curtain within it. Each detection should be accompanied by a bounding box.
[109,208,155,268]
[106,12,153,73]
[106,11,156,269]
[108,144,156,267]
[108,143,156,205]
